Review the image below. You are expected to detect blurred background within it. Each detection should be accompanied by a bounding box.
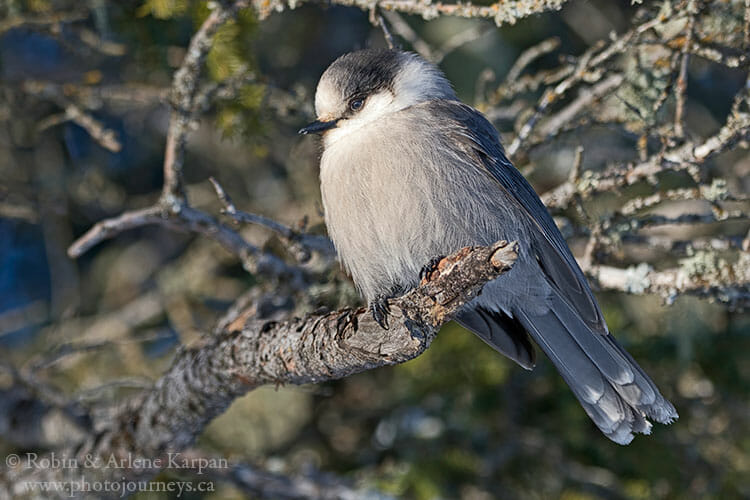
[1,0,749,498]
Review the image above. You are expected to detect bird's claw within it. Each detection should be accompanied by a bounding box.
[336,309,357,333]
[420,255,445,281]
[370,295,390,330]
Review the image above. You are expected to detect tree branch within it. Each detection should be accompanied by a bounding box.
[588,258,750,308]
[541,88,750,209]
[2,241,518,499]
[252,0,568,26]
[162,0,250,204]
[65,1,306,281]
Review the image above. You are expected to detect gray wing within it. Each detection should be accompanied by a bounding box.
[438,101,608,334]
[421,100,677,444]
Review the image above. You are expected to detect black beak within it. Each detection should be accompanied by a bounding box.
[298,119,338,135]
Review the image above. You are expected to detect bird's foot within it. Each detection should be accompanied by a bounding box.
[370,295,390,330]
[336,309,357,333]
[419,255,445,282]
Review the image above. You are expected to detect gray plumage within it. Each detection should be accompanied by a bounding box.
[302,48,677,444]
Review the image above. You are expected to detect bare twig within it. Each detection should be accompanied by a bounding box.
[636,37,750,68]
[75,27,127,57]
[209,177,335,260]
[507,16,662,157]
[620,234,749,256]
[66,1,300,280]
[19,80,166,108]
[381,10,434,59]
[373,9,396,49]
[253,0,568,27]
[617,182,744,216]
[20,81,124,152]
[67,206,166,258]
[674,0,697,139]
[492,64,573,104]
[614,210,749,231]
[162,0,250,204]
[432,24,493,64]
[541,88,750,209]
[0,201,39,223]
[505,37,561,85]
[38,104,122,152]
[537,73,625,137]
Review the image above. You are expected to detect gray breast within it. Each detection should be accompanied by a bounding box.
[320,103,529,302]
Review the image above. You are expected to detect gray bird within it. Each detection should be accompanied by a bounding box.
[300,48,677,444]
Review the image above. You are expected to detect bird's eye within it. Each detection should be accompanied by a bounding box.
[349,98,364,111]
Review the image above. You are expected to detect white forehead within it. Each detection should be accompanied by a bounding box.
[314,77,341,119]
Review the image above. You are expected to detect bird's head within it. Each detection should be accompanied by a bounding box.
[299,49,455,144]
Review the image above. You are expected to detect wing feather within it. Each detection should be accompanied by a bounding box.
[410,100,677,444]
[434,100,608,334]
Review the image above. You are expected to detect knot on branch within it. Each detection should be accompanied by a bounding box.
[394,240,519,328]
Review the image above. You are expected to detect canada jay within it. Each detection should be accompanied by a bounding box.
[300,48,677,444]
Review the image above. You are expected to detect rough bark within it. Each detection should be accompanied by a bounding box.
[1,241,517,499]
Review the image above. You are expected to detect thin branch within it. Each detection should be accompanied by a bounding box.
[617,183,744,216]
[505,37,561,85]
[75,27,127,57]
[21,81,124,152]
[637,39,750,68]
[621,234,749,255]
[507,16,662,157]
[587,260,750,308]
[617,210,749,231]
[19,80,166,108]
[431,24,493,64]
[491,64,573,104]
[210,177,335,260]
[674,0,697,139]
[373,9,396,49]
[52,104,122,152]
[66,200,304,281]
[381,10,434,60]
[67,205,166,258]
[537,73,625,137]
[0,201,39,223]
[252,0,568,27]
[541,89,750,209]
[162,0,250,205]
